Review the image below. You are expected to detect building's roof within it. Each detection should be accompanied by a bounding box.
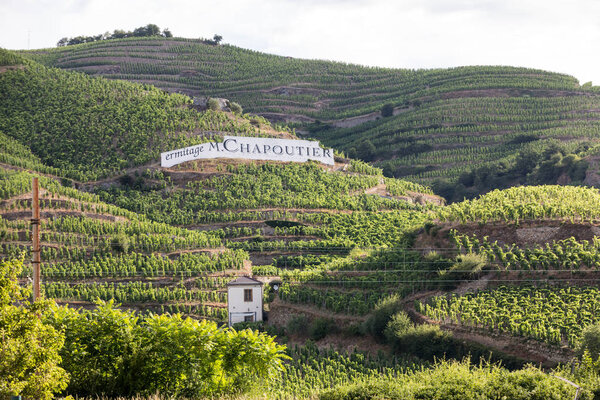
[227,276,263,286]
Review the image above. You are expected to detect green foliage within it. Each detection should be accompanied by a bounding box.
[0,258,68,400]
[364,294,404,341]
[450,232,600,271]
[46,300,138,396]
[207,97,220,111]
[287,314,309,336]
[268,341,419,399]
[309,317,337,340]
[0,54,261,181]
[578,323,600,358]
[383,311,413,343]
[319,360,577,400]
[0,48,28,66]
[57,24,173,47]
[22,38,600,186]
[381,103,394,117]
[439,185,600,224]
[438,253,487,289]
[227,100,243,114]
[47,300,288,397]
[419,286,600,347]
[438,140,593,202]
[386,323,454,360]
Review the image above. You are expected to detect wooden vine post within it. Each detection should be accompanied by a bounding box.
[32,177,41,301]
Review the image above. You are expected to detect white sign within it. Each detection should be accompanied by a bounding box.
[161,136,334,167]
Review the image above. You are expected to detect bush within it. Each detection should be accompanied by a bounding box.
[363,294,404,341]
[0,258,68,400]
[207,98,220,111]
[438,253,487,289]
[384,311,413,343]
[343,322,365,337]
[47,300,288,398]
[227,101,243,114]
[381,103,394,117]
[287,314,309,336]
[309,318,336,341]
[385,323,453,359]
[578,323,600,358]
[112,233,130,253]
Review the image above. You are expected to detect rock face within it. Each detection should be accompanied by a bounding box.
[192,96,230,111]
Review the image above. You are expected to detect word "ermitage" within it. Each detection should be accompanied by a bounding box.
[161,136,335,167]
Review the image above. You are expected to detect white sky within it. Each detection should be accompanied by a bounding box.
[1,0,599,84]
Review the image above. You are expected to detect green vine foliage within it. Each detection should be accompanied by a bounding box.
[0,258,68,400]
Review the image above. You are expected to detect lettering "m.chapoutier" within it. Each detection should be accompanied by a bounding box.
[161,136,334,167]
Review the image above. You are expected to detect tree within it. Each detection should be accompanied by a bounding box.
[162,28,172,38]
[133,24,161,37]
[357,140,376,161]
[213,34,223,44]
[0,258,68,400]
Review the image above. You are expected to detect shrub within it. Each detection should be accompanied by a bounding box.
[47,300,288,398]
[438,253,487,289]
[381,103,394,117]
[578,323,600,358]
[363,294,403,341]
[287,314,309,336]
[309,318,336,341]
[384,311,413,343]
[0,258,68,400]
[388,323,454,359]
[207,98,220,111]
[112,233,130,253]
[227,101,243,114]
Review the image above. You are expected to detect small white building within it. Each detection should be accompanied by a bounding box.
[227,276,263,326]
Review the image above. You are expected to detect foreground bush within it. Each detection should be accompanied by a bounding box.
[0,258,68,400]
[46,301,287,398]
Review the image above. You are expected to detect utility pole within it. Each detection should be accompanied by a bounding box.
[31,177,41,301]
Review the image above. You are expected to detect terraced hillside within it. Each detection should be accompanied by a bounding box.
[22,38,600,191]
[4,46,600,396]
[0,48,439,323]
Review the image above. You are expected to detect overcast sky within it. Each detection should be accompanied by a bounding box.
[1,0,599,83]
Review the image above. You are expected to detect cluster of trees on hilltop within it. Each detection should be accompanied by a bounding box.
[57,25,225,47]
[56,24,172,47]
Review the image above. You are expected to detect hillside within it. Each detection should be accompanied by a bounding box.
[21,37,600,194]
[3,46,600,398]
[0,48,439,324]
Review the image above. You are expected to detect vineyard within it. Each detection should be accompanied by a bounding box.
[418,286,600,347]
[20,38,600,189]
[0,167,250,321]
[4,43,600,399]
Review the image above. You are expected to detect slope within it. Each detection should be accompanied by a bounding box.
[21,38,600,190]
[0,48,438,324]
[3,46,600,368]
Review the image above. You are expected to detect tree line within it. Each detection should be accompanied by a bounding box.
[57,24,173,47]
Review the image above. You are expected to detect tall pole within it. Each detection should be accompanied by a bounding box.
[32,177,41,301]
